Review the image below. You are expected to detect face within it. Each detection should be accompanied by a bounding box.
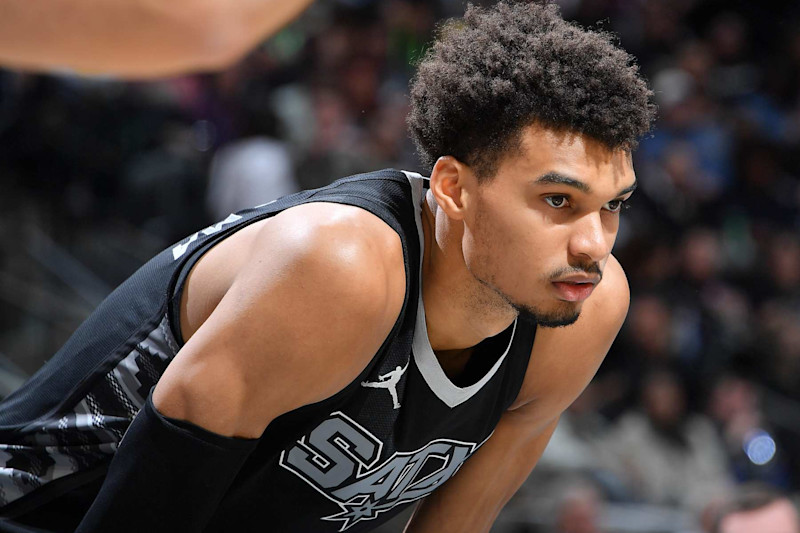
[461,124,636,327]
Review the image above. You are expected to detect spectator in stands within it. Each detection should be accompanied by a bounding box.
[711,483,800,533]
[554,482,603,533]
[603,366,732,511]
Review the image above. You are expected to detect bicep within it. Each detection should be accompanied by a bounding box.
[154,211,403,438]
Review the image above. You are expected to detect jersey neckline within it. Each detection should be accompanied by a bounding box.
[401,171,518,408]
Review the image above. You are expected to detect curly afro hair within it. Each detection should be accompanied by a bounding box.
[407,1,656,179]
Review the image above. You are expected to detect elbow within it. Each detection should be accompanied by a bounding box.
[177,0,253,72]
[197,28,251,72]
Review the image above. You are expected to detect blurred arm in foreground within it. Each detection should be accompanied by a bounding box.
[0,0,314,78]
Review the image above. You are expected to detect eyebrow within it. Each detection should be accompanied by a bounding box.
[617,180,638,197]
[534,171,637,197]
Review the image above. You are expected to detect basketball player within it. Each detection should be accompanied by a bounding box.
[0,3,655,532]
[0,0,313,77]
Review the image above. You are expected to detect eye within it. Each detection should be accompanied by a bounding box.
[604,198,630,213]
[544,195,570,209]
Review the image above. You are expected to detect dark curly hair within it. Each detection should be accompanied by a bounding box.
[407,1,656,179]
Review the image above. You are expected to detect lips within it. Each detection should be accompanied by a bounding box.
[551,280,597,302]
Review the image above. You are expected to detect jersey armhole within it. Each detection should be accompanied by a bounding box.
[166,190,415,351]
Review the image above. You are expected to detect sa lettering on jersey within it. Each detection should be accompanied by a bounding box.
[280,411,489,531]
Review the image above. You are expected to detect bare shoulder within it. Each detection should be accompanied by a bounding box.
[510,255,629,414]
[179,202,404,341]
[239,202,406,301]
[155,202,406,438]
[260,201,404,273]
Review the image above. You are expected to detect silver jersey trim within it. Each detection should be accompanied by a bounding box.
[401,170,518,408]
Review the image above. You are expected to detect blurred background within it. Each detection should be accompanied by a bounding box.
[0,0,799,531]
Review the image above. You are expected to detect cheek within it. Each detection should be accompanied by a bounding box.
[604,213,621,245]
[466,207,557,284]
[461,212,493,274]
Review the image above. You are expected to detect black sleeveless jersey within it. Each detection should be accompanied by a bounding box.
[0,169,536,532]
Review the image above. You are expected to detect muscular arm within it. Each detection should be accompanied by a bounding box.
[155,202,405,437]
[77,203,405,531]
[0,0,313,78]
[405,256,630,532]
[405,413,560,533]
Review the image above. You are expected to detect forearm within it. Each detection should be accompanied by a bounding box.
[76,392,257,532]
[0,0,313,78]
[405,417,559,533]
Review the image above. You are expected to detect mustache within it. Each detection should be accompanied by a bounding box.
[548,262,602,280]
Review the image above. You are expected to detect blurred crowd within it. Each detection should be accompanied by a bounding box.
[0,0,799,532]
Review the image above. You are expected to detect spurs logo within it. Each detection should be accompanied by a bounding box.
[360,363,408,409]
[279,411,486,531]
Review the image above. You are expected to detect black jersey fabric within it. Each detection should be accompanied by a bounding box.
[0,169,536,532]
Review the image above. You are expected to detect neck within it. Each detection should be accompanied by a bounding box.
[419,191,516,353]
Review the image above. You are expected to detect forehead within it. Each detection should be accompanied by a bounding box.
[493,123,635,191]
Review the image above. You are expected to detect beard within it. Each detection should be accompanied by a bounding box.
[514,263,601,327]
[473,275,582,328]
[464,205,599,328]
[515,301,581,328]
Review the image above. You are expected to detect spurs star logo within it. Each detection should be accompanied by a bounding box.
[360,363,408,409]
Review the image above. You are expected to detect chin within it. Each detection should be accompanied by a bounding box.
[514,301,581,328]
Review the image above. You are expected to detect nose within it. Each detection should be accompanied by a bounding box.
[568,213,613,263]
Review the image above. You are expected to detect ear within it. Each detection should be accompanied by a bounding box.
[429,156,475,221]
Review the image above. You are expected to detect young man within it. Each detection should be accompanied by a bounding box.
[0,2,655,532]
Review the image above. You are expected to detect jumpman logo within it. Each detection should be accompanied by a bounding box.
[360,363,409,409]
